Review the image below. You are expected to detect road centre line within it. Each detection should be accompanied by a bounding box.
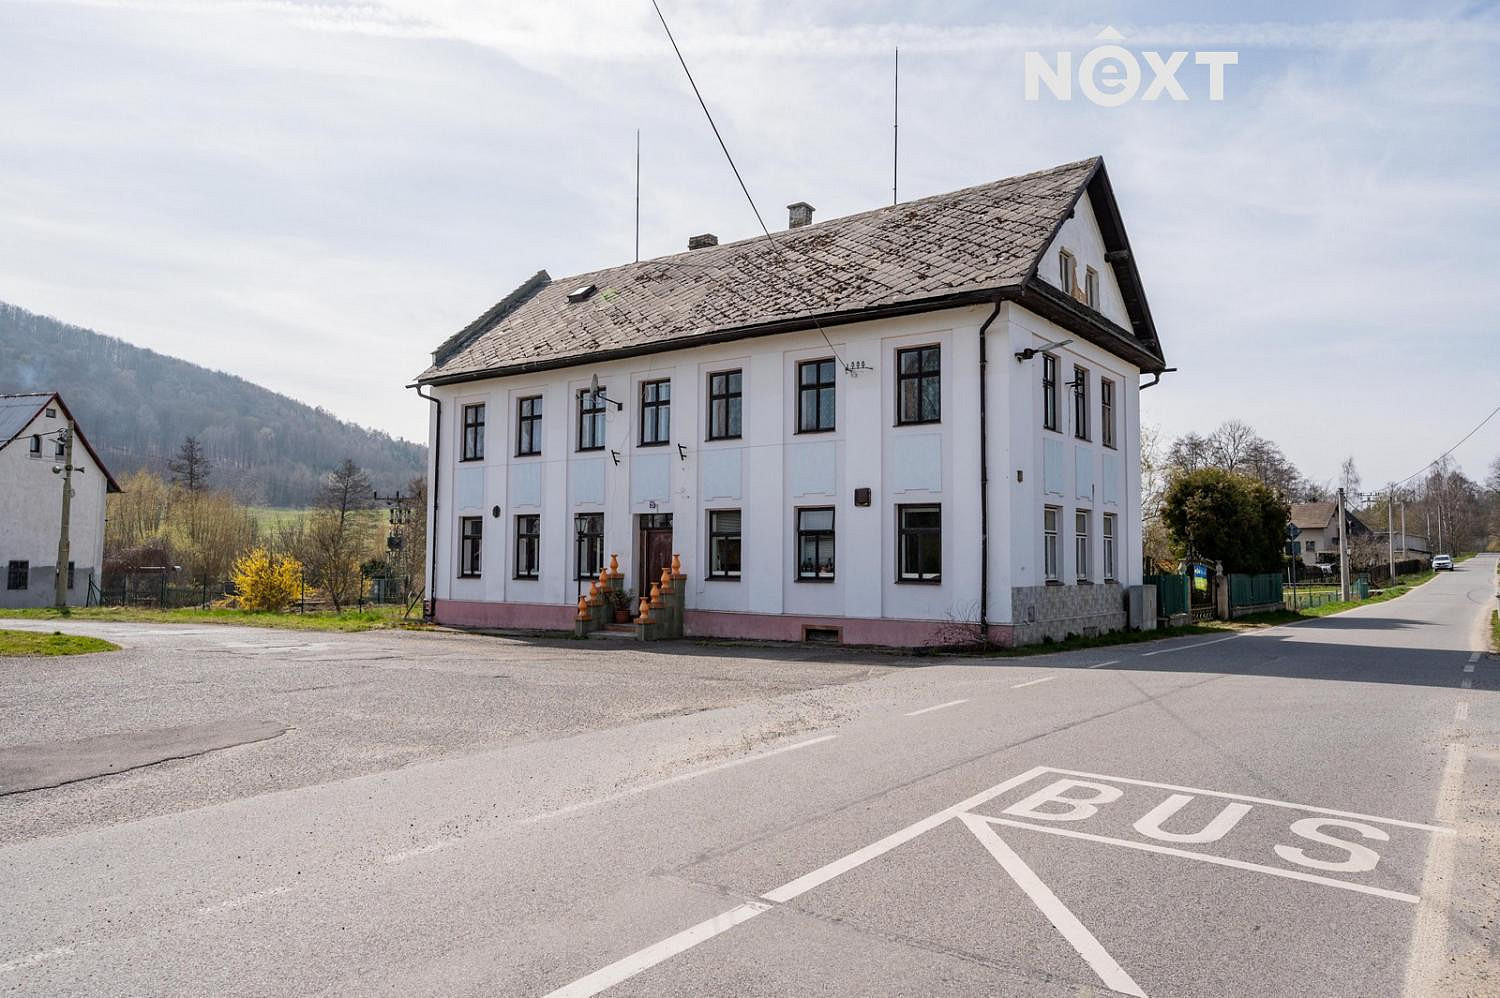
[1463,663,1475,673]
[1087,660,1119,669]
[1042,768,1454,833]
[961,814,1147,996]
[518,734,837,826]
[1012,676,1055,689]
[548,766,1054,997]
[906,699,970,717]
[1139,635,1240,657]
[977,816,1420,904]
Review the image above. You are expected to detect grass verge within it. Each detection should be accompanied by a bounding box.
[0,605,426,633]
[0,629,119,656]
[1492,610,1498,654]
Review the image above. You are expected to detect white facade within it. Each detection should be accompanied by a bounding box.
[0,394,114,608]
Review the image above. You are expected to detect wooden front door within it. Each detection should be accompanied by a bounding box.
[639,514,673,595]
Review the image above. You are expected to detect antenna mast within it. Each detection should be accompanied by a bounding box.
[892,46,899,205]
[635,129,641,262]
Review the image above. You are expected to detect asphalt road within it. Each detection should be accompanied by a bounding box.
[2,555,1496,997]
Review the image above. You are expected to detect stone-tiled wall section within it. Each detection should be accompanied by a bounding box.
[1010,582,1127,645]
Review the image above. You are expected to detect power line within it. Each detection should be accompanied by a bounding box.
[1390,403,1500,490]
[648,0,850,373]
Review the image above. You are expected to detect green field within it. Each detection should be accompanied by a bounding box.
[0,629,120,656]
[245,506,315,532]
[0,605,423,633]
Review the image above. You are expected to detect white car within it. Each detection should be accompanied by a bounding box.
[1433,554,1454,571]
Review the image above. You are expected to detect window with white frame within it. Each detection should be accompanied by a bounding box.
[1101,378,1116,449]
[707,370,742,441]
[1102,513,1117,581]
[1043,507,1060,581]
[516,395,542,456]
[1085,267,1099,308]
[639,379,671,446]
[1059,249,1077,294]
[578,388,606,452]
[895,345,940,425]
[1075,509,1091,582]
[797,359,836,433]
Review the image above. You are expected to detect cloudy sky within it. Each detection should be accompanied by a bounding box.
[3,0,1497,488]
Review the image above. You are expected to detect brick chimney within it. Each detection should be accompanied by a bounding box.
[787,202,814,228]
[687,233,718,250]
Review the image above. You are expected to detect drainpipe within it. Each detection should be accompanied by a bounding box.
[977,297,1004,641]
[413,384,441,620]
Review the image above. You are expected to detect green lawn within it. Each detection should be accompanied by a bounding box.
[1491,610,1499,654]
[1235,568,1438,625]
[0,629,119,657]
[0,605,425,633]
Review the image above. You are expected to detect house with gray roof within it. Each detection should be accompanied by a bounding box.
[1,392,120,607]
[412,156,1168,646]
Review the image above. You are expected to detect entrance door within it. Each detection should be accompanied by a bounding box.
[638,513,673,595]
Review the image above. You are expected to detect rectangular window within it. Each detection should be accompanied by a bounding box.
[7,560,29,590]
[574,512,603,580]
[1085,267,1099,308]
[1075,510,1091,582]
[896,345,941,425]
[1306,540,1316,552]
[28,434,41,456]
[45,407,57,418]
[797,359,836,433]
[514,515,540,579]
[1101,379,1116,449]
[578,388,606,451]
[640,379,671,446]
[1059,250,1076,294]
[67,561,76,590]
[461,403,486,461]
[796,507,835,580]
[458,517,482,578]
[1042,354,1059,432]
[707,509,741,579]
[897,504,942,583]
[1072,365,1090,440]
[1043,508,1060,582]
[1102,513,1117,581]
[516,395,542,456]
[707,370,742,441]
[55,437,65,458]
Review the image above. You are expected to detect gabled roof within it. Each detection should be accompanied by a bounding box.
[1289,502,1337,530]
[417,156,1165,386]
[0,392,122,492]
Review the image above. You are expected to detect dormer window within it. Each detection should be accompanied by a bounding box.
[1085,267,1099,309]
[1058,250,1077,295]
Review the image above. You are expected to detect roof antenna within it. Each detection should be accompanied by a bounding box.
[634,128,641,262]
[892,45,899,206]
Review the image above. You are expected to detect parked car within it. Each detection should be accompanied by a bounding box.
[1433,554,1454,571]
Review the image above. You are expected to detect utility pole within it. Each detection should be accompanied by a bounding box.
[1386,486,1395,583]
[52,423,75,610]
[1336,487,1351,602]
[1400,501,1407,558]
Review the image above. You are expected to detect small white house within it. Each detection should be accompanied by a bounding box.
[0,392,120,607]
[413,157,1168,646]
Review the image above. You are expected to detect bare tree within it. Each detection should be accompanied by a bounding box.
[1340,457,1361,498]
[307,459,374,611]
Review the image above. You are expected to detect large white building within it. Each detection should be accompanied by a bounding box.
[413,158,1168,646]
[0,392,119,608]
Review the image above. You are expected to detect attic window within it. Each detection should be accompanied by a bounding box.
[45,407,57,418]
[566,284,597,303]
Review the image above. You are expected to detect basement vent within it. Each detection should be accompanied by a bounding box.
[567,284,597,303]
[802,626,841,645]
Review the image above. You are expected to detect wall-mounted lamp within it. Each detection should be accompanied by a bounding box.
[1014,337,1073,363]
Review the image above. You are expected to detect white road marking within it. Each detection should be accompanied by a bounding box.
[1087,660,1119,669]
[1011,676,1055,689]
[1454,702,1469,723]
[543,901,772,998]
[384,841,452,865]
[980,816,1420,904]
[518,734,836,826]
[1043,767,1454,833]
[1461,678,1472,690]
[1469,652,1481,663]
[961,814,1147,997]
[1139,635,1239,657]
[196,884,293,914]
[763,766,1052,904]
[1462,663,1475,673]
[1402,741,1468,997]
[905,699,970,717]
[0,946,74,973]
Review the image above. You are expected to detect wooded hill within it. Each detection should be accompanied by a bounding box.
[0,302,425,506]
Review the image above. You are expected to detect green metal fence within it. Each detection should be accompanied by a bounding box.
[1146,573,1190,618]
[1229,573,1283,610]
